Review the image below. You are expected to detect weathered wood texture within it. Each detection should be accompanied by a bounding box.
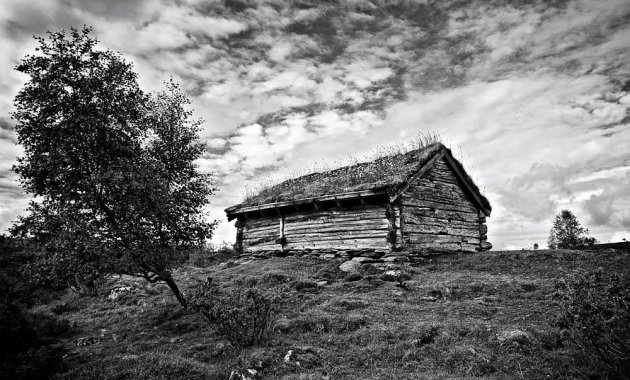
[240,205,389,252]
[401,158,483,253]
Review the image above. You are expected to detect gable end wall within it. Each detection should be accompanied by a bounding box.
[401,157,485,253]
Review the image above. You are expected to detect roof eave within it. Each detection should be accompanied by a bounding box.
[225,189,389,220]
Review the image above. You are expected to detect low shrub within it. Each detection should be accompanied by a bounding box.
[413,325,440,347]
[188,245,236,267]
[0,304,69,379]
[50,300,81,315]
[554,269,630,379]
[276,313,368,335]
[289,279,318,292]
[191,285,276,349]
[238,272,292,288]
[313,262,344,282]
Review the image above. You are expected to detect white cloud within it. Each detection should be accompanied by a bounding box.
[382,73,630,249]
[2,0,630,249]
[343,61,393,89]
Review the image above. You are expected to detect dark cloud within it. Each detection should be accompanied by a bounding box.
[255,103,327,127]
[583,176,630,229]
[0,118,13,132]
[61,0,149,20]
[0,118,17,144]
[498,163,568,221]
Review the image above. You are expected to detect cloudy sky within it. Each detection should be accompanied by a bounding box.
[1,0,629,249]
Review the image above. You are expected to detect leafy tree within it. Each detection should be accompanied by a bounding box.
[548,210,597,249]
[11,26,215,308]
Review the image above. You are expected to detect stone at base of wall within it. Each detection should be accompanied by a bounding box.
[238,244,491,261]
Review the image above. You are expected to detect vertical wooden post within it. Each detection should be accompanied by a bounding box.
[234,216,245,254]
[279,213,286,253]
[386,202,402,252]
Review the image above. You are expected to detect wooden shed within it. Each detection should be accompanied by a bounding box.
[225,143,491,260]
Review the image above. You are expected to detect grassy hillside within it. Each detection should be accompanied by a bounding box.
[25,248,629,379]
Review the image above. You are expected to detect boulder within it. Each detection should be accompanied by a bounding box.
[339,260,362,273]
[108,286,132,300]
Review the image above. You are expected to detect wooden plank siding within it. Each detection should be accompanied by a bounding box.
[240,204,390,252]
[401,157,483,253]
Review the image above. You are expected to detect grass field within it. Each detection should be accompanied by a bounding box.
[25,248,629,379]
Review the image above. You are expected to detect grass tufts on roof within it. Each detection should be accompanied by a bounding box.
[231,132,490,213]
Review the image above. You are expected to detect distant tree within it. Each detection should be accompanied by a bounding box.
[533,243,539,250]
[11,27,215,307]
[548,210,597,249]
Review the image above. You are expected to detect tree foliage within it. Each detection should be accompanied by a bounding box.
[548,210,597,249]
[11,26,215,307]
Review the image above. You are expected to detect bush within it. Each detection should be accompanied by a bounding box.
[188,245,236,267]
[191,285,276,349]
[554,269,630,378]
[0,304,69,379]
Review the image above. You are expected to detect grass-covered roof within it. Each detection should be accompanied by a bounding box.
[226,142,491,215]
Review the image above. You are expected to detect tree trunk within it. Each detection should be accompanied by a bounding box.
[162,274,187,309]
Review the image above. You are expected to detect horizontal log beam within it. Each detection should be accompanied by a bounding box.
[226,190,387,218]
[403,224,480,238]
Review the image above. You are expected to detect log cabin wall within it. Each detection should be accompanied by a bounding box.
[240,203,390,254]
[240,214,281,253]
[401,157,485,253]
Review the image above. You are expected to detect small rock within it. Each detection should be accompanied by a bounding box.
[420,296,438,302]
[218,261,238,269]
[381,270,412,287]
[481,241,493,251]
[108,286,132,300]
[316,280,328,286]
[228,369,261,380]
[283,347,321,368]
[76,336,101,347]
[381,270,403,281]
[351,257,373,263]
[382,255,410,263]
[339,260,362,273]
[284,349,294,363]
[497,329,531,345]
[321,253,336,259]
